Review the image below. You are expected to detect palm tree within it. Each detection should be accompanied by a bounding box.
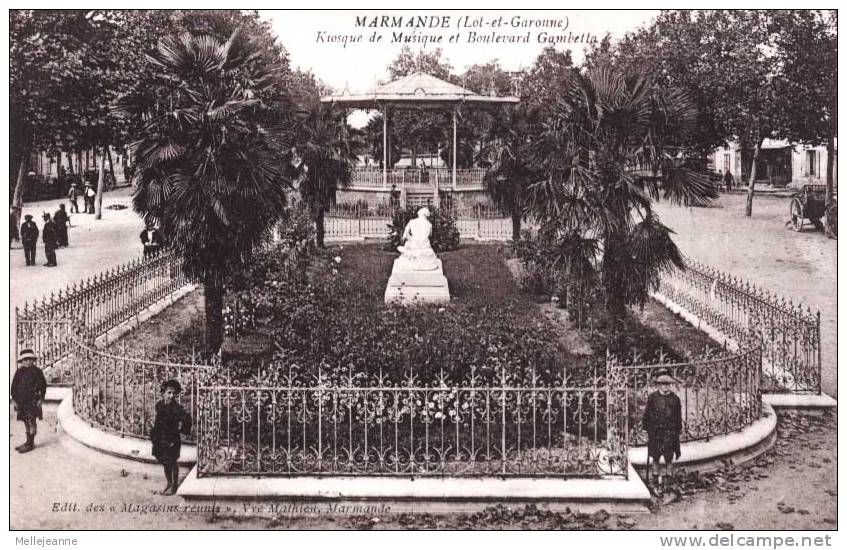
[479,104,541,241]
[293,101,357,248]
[116,29,295,355]
[527,66,716,316]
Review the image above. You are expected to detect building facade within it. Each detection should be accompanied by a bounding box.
[711,140,837,188]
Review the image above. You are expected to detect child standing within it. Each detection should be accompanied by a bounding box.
[10,348,47,453]
[150,379,192,496]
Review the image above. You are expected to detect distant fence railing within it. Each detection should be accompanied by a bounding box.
[610,348,762,446]
[15,249,189,385]
[196,364,629,478]
[350,167,485,190]
[658,259,821,394]
[324,206,518,241]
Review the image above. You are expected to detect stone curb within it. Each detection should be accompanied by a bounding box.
[57,390,196,466]
[650,291,836,406]
[763,393,837,410]
[177,463,650,511]
[629,402,777,473]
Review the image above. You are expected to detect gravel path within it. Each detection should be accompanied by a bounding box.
[654,193,837,397]
[10,408,835,530]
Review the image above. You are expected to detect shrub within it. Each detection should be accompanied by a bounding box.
[385,206,460,253]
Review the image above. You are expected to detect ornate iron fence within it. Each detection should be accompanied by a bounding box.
[658,260,821,394]
[70,336,214,444]
[609,348,761,446]
[15,250,189,385]
[196,364,629,478]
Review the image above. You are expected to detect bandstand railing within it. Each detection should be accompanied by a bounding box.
[349,167,486,189]
[15,250,189,385]
[657,259,821,394]
[195,364,629,478]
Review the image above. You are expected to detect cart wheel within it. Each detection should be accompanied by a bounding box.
[790,198,804,232]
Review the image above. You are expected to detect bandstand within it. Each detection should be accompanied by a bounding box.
[321,72,519,208]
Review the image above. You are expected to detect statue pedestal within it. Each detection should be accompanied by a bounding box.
[384,258,451,305]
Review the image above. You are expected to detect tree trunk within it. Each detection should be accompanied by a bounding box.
[203,278,225,356]
[106,147,115,189]
[745,139,763,217]
[77,152,84,182]
[94,149,105,220]
[826,134,835,206]
[511,211,521,242]
[315,206,326,249]
[601,232,628,318]
[11,159,28,236]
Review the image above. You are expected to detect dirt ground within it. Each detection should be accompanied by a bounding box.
[9,406,835,530]
[654,192,837,397]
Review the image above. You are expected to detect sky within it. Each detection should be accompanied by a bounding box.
[261,10,660,93]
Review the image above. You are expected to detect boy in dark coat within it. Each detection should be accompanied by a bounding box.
[42,212,58,267]
[10,348,47,453]
[20,214,39,266]
[53,204,70,247]
[150,379,192,495]
[642,372,682,493]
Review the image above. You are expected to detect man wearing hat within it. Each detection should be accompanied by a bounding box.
[20,214,39,266]
[41,212,58,267]
[10,349,48,453]
[84,182,96,214]
[150,379,192,495]
[642,371,682,494]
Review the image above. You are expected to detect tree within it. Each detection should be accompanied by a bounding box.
[611,10,837,217]
[526,66,717,316]
[116,29,296,355]
[770,11,837,206]
[479,104,540,241]
[290,74,357,248]
[521,47,574,113]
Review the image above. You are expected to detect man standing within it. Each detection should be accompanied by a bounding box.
[84,183,96,213]
[10,348,47,453]
[42,212,58,267]
[10,207,20,246]
[67,182,80,213]
[140,224,164,257]
[642,372,682,495]
[20,214,39,266]
[53,204,70,247]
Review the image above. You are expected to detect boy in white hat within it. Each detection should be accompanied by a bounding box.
[642,371,682,494]
[10,348,47,453]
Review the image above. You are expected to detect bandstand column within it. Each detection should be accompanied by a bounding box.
[452,105,458,192]
[382,106,388,189]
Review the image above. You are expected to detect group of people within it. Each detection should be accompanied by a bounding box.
[17,205,70,267]
[12,348,191,496]
[66,181,98,214]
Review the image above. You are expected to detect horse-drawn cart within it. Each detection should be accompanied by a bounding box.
[788,184,835,236]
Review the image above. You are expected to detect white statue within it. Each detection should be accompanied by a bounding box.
[397,207,439,271]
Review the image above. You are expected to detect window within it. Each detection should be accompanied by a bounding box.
[807,150,818,177]
[723,153,731,173]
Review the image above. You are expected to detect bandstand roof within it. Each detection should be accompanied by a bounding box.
[320,71,520,109]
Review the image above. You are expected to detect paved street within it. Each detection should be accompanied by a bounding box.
[10,187,146,312]
[654,192,837,397]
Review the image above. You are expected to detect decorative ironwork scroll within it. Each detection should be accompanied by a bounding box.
[196,364,628,478]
